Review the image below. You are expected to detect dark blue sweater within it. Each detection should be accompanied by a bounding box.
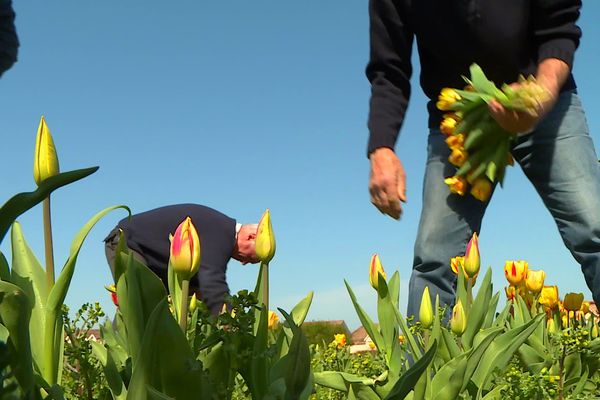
[0,0,18,77]
[366,0,582,154]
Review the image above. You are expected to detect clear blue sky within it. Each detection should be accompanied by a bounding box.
[1,2,599,330]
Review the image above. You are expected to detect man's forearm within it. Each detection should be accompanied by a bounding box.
[536,58,571,100]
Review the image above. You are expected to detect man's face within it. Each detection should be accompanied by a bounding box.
[233,224,260,264]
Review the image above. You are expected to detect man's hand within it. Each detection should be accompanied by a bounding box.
[488,58,569,134]
[369,147,406,220]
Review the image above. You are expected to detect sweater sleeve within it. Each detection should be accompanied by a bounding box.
[532,0,581,69]
[0,0,18,77]
[365,0,413,156]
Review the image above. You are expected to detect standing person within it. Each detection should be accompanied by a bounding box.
[365,0,600,318]
[0,0,19,77]
[104,204,259,315]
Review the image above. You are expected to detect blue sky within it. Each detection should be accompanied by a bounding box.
[1,2,599,330]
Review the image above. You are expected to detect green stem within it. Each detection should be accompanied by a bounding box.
[43,197,55,289]
[261,261,269,311]
[558,345,566,400]
[179,279,190,332]
[466,278,473,310]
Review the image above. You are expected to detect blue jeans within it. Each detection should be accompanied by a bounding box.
[406,90,600,319]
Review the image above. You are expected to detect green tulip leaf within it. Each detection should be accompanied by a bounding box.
[0,251,9,281]
[313,371,375,391]
[279,308,312,399]
[384,340,437,400]
[249,305,269,399]
[0,280,33,392]
[0,167,98,244]
[9,221,48,371]
[388,271,401,310]
[462,267,493,348]
[90,340,127,400]
[127,299,205,400]
[482,292,500,330]
[344,280,385,352]
[377,276,398,361]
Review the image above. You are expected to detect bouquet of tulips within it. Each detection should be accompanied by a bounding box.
[437,64,550,201]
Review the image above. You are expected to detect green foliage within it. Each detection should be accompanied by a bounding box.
[0,341,19,400]
[302,322,351,346]
[61,303,110,400]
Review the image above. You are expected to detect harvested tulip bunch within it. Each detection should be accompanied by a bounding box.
[437,64,550,201]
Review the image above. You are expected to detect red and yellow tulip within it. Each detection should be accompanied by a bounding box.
[369,253,387,291]
[170,217,201,279]
[463,232,480,279]
[504,260,528,286]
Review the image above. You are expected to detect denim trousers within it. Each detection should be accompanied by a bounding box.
[406,90,600,319]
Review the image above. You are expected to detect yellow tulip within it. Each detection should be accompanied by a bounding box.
[445,133,465,149]
[419,286,434,329]
[437,88,462,111]
[450,256,465,276]
[563,293,584,312]
[580,301,590,315]
[504,260,528,286]
[33,115,60,185]
[448,148,468,167]
[463,232,480,279]
[440,114,460,136]
[470,178,492,202]
[368,340,376,350]
[539,286,559,309]
[334,333,347,349]
[169,217,201,279]
[398,335,405,344]
[444,176,468,196]
[505,285,517,301]
[450,299,467,336]
[546,318,556,333]
[268,310,279,329]
[369,253,387,290]
[255,209,276,263]
[525,269,546,294]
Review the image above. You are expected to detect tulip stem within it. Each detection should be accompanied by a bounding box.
[43,197,55,289]
[179,279,190,332]
[466,278,473,309]
[261,262,269,311]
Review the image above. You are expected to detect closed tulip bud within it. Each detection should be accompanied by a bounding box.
[255,209,276,263]
[448,148,468,167]
[189,293,198,313]
[369,253,387,290]
[525,269,546,294]
[539,286,559,309]
[105,284,118,307]
[505,285,517,301]
[463,232,480,278]
[546,318,556,333]
[470,178,492,202]
[334,333,347,349]
[563,293,584,312]
[440,114,460,136]
[592,323,598,339]
[437,88,462,111]
[419,286,434,329]
[504,260,528,286]
[268,310,279,329]
[450,299,467,336]
[170,217,201,279]
[33,116,60,185]
[444,176,468,196]
[445,133,465,149]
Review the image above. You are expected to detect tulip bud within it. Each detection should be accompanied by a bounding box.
[189,293,198,313]
[334,333,347,349]
[105,284,118,307]
[463,232,480,278]
[505,285,517,301]
[563,293,584,312]
[268,310,279,329]
[592,323,598,339]
[546,318,556,334]
[255,209,276,263]
[369,253,387,290]
[450,256,465,276]
[539,286,559,309]
[170,217,201,279]
[504,260,528,286]
[437,88,462,111]
[450,299,467,336]
[525,269,546,294]
[470,178,492,202]
[444,176,468,196]
[419,287,434,329]
[33,116,60,185]
[580,301,590,315]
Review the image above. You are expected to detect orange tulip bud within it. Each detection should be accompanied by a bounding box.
[170,217,201,279]
[470,178,492,202]
[448,148,468,167]
[444,176,468,196]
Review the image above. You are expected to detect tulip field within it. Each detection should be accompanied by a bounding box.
[1,118,600,400]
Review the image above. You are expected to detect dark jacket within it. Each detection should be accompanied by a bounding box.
[366,0,582,154]
[0,0,18,77]
[110,204,237,314]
